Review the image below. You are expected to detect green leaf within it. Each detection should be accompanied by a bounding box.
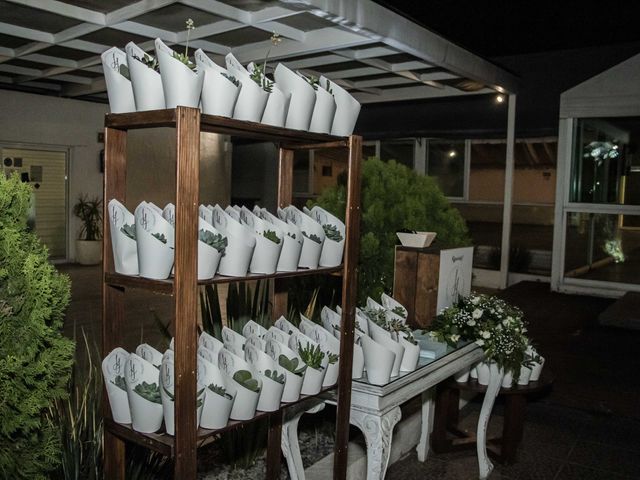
[120,223,136,240]
[323,224,343,242]
[111,375,127,391]
[263,229,281,244]
[233,370,260,392]
[199,229,227,253]
[133,381,162,404]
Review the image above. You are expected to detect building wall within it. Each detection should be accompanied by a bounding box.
[468,168,556,205]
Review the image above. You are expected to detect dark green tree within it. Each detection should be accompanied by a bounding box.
[311,157,470,303]
[0,173,75,479]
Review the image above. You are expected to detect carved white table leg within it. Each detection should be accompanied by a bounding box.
[351,406,402,480]
[477,366,504,480]
[282,400,326,480]
[416,389,434,462]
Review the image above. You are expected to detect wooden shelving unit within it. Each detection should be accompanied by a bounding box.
[102,107,362,479]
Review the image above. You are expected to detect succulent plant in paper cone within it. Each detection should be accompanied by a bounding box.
[199,229,227,254]
[208,384,233,400]
[322,224,343,242]
[233,370,260,392]
[298,342,325,370]
[264,369,285,384]
[278,354,306,377]
[134,381,162,404]
[0,173,74,479]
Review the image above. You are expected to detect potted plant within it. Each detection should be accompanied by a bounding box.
[134,201,175,279]
[107,199,139,275]
[102,347,132,424]
[73,194,102,265]
[258,209,303,272]
[240,206,283,274]
[125,353,163,433]
[363,306,405,377]
[265,339,306,402]
[195,48,241,117]
[242,319,268,339]
[197,217,226,280]
[101,46,135,113]
[264,325,292,346]
[280,205,325,269]
[217,349,262,420]
[221,326,246,357]
[308,206,345,268]
[320,306,365,378]
[305,74,337,134]
[226,53,269,122]
[360,335,396,386]
[295,337,326,395]
[211,205,256,277]
[244,344,286,411]
[125,41,165,111]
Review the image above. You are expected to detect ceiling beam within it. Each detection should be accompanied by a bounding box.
[6,0,106,25]
[353,84,493,104]
[0,22,54,43]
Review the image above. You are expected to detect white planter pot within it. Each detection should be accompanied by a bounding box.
[309,84,336,134]
[126,42,165,111]
[476,362,491,386]
[195,49,240,117]
[226,53,268,122]
[197,218,224,280]
[259,210,303,272]
[212,205,256,276]
[309,206,345,268]
[454,367,471,383]
[320,76,361,136]
[125,353,163,433]
[274,64,316,131]
[289,331,329,370]
[134,202,175,280]
[530,357,545,382]
[102,348,131,424]
[361,335,395,386]
[261,85,290,127]
[399,332,420,372]
[135,343,163,368]
[108,199,139,275]
[502,370,514,389]
[518,365,532,386]
[102,47,136,113]
[300,365,326,395]
[155,38,204,109]
[76,240,102,265]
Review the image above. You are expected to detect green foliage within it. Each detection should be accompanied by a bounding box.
[133,53,159,72]
[120,223,136,241]
[222,72,240,87]
[302,231,322,244]
[297,342,325,370]
[208,384,232,400]
[303,74,319,90]
[327,353,339,365]
[249,63,273,93]
[112,375,127,391]
[263,229,281,244]
[171,51,196,71]
[233,370,260,392]
[72,194,102,240]
[199,229,227,254]
[363,306,387,327]
[264,369,285,384]
[391,305,407,318]
[311,157,470,303]
[322,224,343,242]
[119,63,130,80]
[278,354,306,376]
[0,173,75,479]
[133,382,162,404]
[151,232,168,244]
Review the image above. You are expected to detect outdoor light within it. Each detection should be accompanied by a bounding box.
[448,150,457,158]
[495,94,505,103]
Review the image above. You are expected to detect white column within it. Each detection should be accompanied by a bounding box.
[499,94,516,289]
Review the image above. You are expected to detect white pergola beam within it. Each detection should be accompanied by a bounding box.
[352,84,492,103]
[111,21,178,43]
[180,0,251,24]
[0,22,54,43]
[24,53,77,68]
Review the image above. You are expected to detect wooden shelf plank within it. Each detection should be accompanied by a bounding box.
[104,266,343,293]
[104,386,335,458]
[104,109,346,145]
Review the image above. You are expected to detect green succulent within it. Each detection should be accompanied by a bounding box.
[163,386,206,407]
[133,53,159,72]
[327,353,339,365]
[222,72,240,87]
[199,229,227,253]
[391,305,407,318]
[323,224,343,242]
[120,223,136,241]
[133,381,162,404]
[151,232,168,244]
[119,63,130,80]
[111,375,127,392]
[302,231,322,244]
[278,354,306,377]
[264,369,285,384]
[172,51,196,71]
[287,232,296,240]
[263,229,281,244]
[208,383,233,400]
[303,74,319,90]
[233,370,260,392]
[249,63,273,93]
[297,342,325,370]
[363,306,387,327]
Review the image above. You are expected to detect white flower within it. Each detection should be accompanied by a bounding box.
[450,334,460,343]
[475,339,485,346]
[467,319,476,326]
[472,309,483,319]
[471,296,480,305]
[481,330,491,339]
[502,319,510,326]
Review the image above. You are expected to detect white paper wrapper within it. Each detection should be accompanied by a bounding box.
[195,49,240,117]
[198,217,224,280]
[308,206,345,268]
[309,83,336,134]
[304,323,341,387]
[199,356,235,429]
[381,293,408,321]
[160,356,175,435]
[275,315,301,336]
[108,199,139,275]
[212,205,256,276]
[530,356,545,382]
[259,209,303,272]
[126,42,165,111]
[240,207,283,274]
[264,326,291,346]
[320,76,361,137]
[221,326,246,355]
[242,319,268,338]
[125,353,163,433]
[265,340,305,403]
[199,332,224,358]
[102,348,132,424]
[289,332,327,395]
[102,47,136,114]
[245,344,285,411]
[135,343,163,368]
[135,202,175,279]
[245,334,266,351]
[155,38,204,109]
[261,84,290,127]
[274,64,316,131]
[368,324,404,377]
[361,335,395,386]
[218,348,261,420]
[282,205,325,269]
[199,204,214,225]
[226,53,268,122]
[398,332,420,372]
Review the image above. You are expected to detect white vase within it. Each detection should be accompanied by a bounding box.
[102,348,132,424]
[361,335,395,386]
[125,353,163,433]
[261,85,290,127]
[126,42,165,111]
[197,217,224,280]
[502,370,514,388]
[155,38,203,109]
[476,361,492,386]
[309,206,345,267]
[194,49,240,117]
[107,199,139,275]
[259,209,303,272]
[518,365,532,386]
[102,47,136,113]
[399,332,420,372]
[265,340,305,402]
[319,76,360,136]
[134,202,174,280]
[240,207,283,274]
[274,64,316,131]
[309,84,336,134]
[454,367,471,383]
[226,53,268,122]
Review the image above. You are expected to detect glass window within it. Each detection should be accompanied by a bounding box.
[380,139,414,169]
[427,139,465,197]
[570,117,640,205]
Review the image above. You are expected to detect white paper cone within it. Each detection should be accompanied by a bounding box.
[155,38,203,109]
[361,336,395,386]
[300,365,325,395]
[240,207,283,274]
[108,199,139,275]
[243,319,268,338]
[126,42,165,111]
[135,343,163,368]
[102,47,136,113]
[135,202,175,280]
[373,333,404,378]
[310,206,345,267]
[195,49,240,117]
[309,84,336,134]
[274,64,316,131]
[259,210,303,272]
[275,316,300,336]
[226,53,268,122]
[381,293,408,320]
[283,206,324,269]
[197,218,224,280]
[320,76,361,136]
[530,357,544,381]
[221,326,246,354]
[198,356,235,429]
[264,326,291,346]
[160,358,175,435]
[261,85,290,127]
[265,340,305,403]
[212,205,256,276]
[125,353,163,433]
[102,348,132,424]
[199,332,224,358]
[399,332,420,372]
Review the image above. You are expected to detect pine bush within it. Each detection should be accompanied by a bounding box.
[0,173,74,479]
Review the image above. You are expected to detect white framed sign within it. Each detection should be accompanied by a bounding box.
[437,246,474,313]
